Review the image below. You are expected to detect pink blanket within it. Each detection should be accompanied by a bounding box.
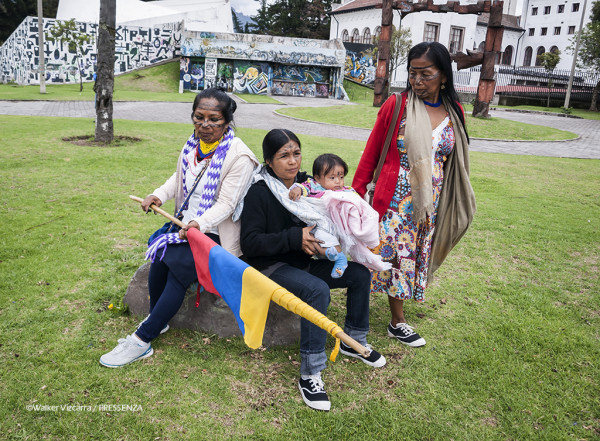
[321,191,391,272]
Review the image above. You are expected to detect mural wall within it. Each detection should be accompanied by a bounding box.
[0,16,182,85]
[180,32,345,97]
[343,42,377,86]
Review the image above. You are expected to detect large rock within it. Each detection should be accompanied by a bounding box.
[124,262,301,346]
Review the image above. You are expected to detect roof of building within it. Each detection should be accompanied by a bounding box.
[330,0,381,15]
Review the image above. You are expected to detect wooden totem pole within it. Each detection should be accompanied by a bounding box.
[374,0,505,118]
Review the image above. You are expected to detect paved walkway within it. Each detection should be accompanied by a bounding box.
[1,97,599,159]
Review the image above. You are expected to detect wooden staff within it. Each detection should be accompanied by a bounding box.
[129,195,185,228]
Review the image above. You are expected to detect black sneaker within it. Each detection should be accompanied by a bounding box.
[298,373,331,411]
[388,322,426,347]
[339,342,386,368]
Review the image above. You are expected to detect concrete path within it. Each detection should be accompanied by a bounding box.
[1,96,599,159]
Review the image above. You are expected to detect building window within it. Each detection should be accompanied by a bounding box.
[535,46,546,66]
[550,45,559,54]
[478,41,485,51]
[502,45,513,65]
[341,29,349,42]
[568,25,576,34]
[554,26,561,35]
[524,46,533,66]
[362,28,371,44]
[529,28,535,36]
[373,26,381,44]
[544,5,551,14]
[351,28,360,43]
[424,22,440,42]
[572,3,580,11]
[532,6,538,15]
[558,4,565,12]
[541,27,548,35]
[449,26,464,53]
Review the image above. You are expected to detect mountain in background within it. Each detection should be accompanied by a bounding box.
[232,8,256,32]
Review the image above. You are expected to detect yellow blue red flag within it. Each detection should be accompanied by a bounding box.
[186,228,279,349]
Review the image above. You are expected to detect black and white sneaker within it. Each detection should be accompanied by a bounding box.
[388,322,426,347]
[298,373,331,411]
[339,342,386,368]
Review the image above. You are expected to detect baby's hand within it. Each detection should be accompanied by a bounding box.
[289,187,302,201]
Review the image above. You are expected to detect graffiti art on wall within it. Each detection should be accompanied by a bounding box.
[0,16,182,85]
[343,43,377,86]
[180,57,205,91]
[232,61,271,95]
[272,65,330,84]
[181,36,344,68]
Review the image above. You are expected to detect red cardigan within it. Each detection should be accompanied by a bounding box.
[352,92,407,220]
[352,91,465,220]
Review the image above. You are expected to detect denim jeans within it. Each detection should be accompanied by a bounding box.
[136,234,220,343]
[269,260,371,376]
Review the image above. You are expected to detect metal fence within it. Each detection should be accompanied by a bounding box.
[453,66,600,107]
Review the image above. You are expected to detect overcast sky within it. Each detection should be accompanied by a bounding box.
[230,0,260,16]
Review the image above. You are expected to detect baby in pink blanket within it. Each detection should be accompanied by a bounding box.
[290,154,391,278]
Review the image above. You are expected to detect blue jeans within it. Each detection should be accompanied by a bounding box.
[136,234,220,343]
[269,260,371,376]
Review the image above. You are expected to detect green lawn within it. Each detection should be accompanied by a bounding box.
[234,93,284,104]
[1,115,598,440]
[276,105,578,141]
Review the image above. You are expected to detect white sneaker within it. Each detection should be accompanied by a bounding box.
[137,314,169,335]
[298,372,331,411]
[99,334,153,368]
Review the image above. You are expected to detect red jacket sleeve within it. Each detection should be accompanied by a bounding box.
[352,92,407,220]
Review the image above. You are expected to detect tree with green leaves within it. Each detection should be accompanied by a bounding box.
[46,18,92,92]
[0,0,58,45]
[370,27,413,86]
[570,0,600,111]
[537,50,560,108]
[232,9,244,33]
[250,0,332,39]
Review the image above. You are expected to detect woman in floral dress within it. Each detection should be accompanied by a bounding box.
[353,42,476,347]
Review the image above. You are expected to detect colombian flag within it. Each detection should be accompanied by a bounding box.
[186,228,283,349]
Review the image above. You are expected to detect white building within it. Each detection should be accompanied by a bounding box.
[56,0,234,33]
[518,0,595,69]
[329,0,523,85]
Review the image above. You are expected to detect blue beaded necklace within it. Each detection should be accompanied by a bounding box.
[423,97,442,107]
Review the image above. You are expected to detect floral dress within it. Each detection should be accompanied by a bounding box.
[371,115,455,301]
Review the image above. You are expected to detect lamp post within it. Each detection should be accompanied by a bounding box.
[564,0,587,109]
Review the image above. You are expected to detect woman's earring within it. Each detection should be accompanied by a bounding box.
[441,83,446,90]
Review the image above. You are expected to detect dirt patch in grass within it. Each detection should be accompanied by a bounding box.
[62,135,142,147]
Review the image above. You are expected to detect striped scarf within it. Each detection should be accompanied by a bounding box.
[146,127,234,262]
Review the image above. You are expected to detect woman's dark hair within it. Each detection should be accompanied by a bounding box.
[405,42,468,139]
[312,153,348,178]
[262,129,301,163]
[191,87,237,124]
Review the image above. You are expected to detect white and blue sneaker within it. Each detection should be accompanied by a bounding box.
[298,372,331,411]
[137,314,169,335]
[99,334,153,368]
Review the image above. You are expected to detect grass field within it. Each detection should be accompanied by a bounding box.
[1,115,598,440]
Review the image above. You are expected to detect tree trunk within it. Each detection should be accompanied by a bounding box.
[547,82,551,108]
[37,0,46,94]
[79,56,84,92]
[95,0,116,143]
[590,80,599,112]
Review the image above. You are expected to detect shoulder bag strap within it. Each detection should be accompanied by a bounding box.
[372,93,401,184]
[174,158,211,219]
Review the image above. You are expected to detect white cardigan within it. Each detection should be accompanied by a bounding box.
[151,137,258,257]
